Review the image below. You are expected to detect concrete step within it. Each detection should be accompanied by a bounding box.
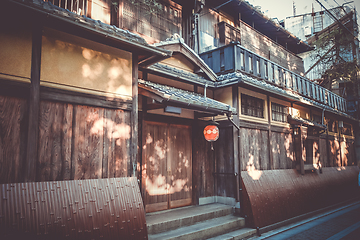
[148,214,245,240]
[146,203,234,235]
[207,228,257,240]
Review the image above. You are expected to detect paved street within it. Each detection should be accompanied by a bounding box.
[252,201,360,240]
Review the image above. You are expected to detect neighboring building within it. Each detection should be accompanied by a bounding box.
[285,5,352,41]
[0,0,359,238]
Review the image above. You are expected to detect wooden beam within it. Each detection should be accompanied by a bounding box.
[131,53,139,177]
[40,87,132,110]
[138,88,164,103]
[25,20,42,182]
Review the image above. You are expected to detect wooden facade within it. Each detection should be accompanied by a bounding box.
[1,0,359,232]
[0,0,170,185]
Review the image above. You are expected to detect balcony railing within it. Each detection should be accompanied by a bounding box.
[45,0,87,15]
[200,42,347,113]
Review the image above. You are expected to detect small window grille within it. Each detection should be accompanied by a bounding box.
[271,103,288,122]
[241,94,264,118]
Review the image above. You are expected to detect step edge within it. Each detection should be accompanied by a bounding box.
[147,208,235,234]
[148,216,245,240]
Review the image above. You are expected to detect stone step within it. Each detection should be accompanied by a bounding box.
[207,228,257,240]
[146,203,234,235]
[148,215,245,240]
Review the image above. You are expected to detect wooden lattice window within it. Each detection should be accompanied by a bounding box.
[271,102,288,122]
[45,0,86,15]
[241,94,264,118]
[122,0,181,41]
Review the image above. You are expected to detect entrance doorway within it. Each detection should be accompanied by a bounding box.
[142,121,192,212]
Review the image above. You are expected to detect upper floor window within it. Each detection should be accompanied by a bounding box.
[122,0,181,41]
[241,94,264,118]
[45,0,86,15]
[271,103,288,122]
[313,114,322,124]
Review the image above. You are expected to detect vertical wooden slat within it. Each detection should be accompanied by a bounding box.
[0,96,26,184]
[62,103,73,180]
[25,20,42,182]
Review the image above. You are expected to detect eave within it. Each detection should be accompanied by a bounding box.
[3,0,172,64]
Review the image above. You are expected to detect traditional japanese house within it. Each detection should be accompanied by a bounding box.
[1,0,360,239]
[177,0,359,229]
[0,0,172,238]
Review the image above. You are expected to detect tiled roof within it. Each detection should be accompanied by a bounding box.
[288,115,326,129]
[138,79,236,115]
[148,63,215,86]
[216,71,356,120]
[153,34,218,81]
[8,0,170,57]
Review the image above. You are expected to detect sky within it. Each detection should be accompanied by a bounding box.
[247,0,360,22]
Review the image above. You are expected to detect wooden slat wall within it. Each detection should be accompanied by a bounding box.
[329,139,341,167]
[271,132,294,169]
[37,101,73,181]
[215,127,235,198]
[0,97,132,184]
[240,128,269,171]
[0,96,27,184]
[192,121,215,201]
[319,138,329,167]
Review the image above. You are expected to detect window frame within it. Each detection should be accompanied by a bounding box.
[271,102,288,123]
[241,94,264,119]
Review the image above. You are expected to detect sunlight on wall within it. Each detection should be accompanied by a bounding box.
[145,175,168,196]
[41,29,132,99]
[246,154,262,180]
[169,179,189,194]
[246,165,262,180]
[90,0,111,24]
[154,140,167,160]
[285,134,294,161]
[90,117,131,144]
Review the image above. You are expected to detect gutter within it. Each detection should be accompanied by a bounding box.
[227,114,243,217]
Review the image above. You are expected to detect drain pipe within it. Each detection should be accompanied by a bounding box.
[227,114,243,217]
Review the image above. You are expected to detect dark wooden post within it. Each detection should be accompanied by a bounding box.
[131,53,139,177]
[267,95,273,169]
[232,86,241,213]
[300,126,307,175]
[25,20,42,182]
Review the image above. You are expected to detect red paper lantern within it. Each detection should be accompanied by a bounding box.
[203,125,219,142]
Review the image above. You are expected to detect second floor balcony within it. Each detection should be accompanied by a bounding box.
[200,42,347,113]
